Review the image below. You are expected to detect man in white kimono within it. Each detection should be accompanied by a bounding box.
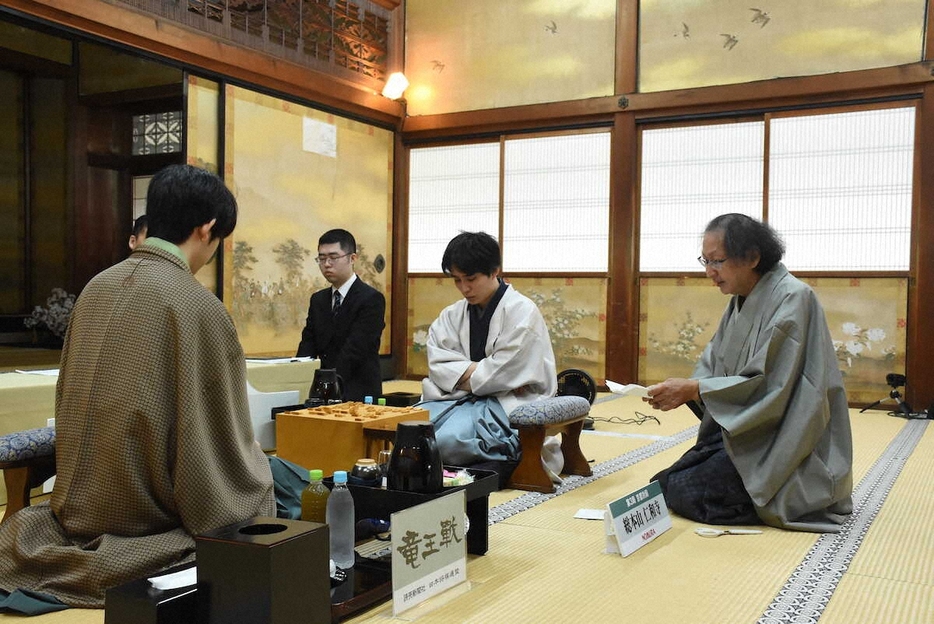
[421,232,557,469]
[646,214,853,532]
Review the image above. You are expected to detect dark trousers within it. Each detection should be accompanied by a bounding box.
[651,426,761,526]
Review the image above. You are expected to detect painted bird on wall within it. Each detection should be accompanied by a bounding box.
[750,8,771,27]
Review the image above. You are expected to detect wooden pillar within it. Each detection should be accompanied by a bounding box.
[906,0,934,411]
[605,112,639,385]
[605,0,640,385]
[906,83,934,412]
[389,131,409,379]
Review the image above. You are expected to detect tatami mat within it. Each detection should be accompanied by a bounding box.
[346,403,920,623]
[846,424,934,586]
[2,389,929,623]
[821,574,934,624]
[818,421,934,624]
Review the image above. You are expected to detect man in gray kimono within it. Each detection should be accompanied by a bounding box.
[646,213,853,532]
[0,165,275,608]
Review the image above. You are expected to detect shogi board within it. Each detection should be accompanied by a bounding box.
[275,402,429,476]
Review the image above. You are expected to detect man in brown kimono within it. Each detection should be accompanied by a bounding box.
[0,164,275,608]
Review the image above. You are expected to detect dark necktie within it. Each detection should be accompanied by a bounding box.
[332,290,342,315]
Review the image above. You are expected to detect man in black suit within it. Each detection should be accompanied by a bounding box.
[297,229,385,402]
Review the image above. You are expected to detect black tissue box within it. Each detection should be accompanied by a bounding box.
[196,516,330,624]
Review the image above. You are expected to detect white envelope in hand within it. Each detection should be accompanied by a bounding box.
[605,380,650,398]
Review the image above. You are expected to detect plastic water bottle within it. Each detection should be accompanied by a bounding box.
[326,470,355,568]
[301,469,329,524]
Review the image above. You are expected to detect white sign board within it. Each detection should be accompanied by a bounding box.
[391,490,467,615]
[605,480,672,556]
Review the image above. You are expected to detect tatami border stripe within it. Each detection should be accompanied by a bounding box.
[757,418,929,624]
[488,424,699,524]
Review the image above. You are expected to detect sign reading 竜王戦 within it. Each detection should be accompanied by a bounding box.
[605,480,671,557]
[391,490,467,615]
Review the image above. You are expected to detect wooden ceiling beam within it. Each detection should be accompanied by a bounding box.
[3,0,404,126]
[402,62,934,141]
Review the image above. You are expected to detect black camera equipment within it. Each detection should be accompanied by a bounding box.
[886,373,907,388]
[860,372,913,416]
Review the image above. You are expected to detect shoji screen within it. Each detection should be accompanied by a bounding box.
[408,143,500,272]
[503,132,610,272]
[768,106,914,271]
[640,122,764,272]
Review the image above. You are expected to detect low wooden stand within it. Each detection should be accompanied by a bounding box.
[507,417,592,493]
[505,396,594,494]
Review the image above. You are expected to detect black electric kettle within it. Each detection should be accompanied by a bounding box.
[308,368,344,405]
[386,421,443,493]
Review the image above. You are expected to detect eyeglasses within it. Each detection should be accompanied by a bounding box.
[315,253,352,266]
[697,255,728,270]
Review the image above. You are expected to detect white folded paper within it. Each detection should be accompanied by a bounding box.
[574,508,605,520]
[605,379,649,398]
[148,566,197,590]
[245,356,314,364]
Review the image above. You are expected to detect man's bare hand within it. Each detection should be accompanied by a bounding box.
[455,362,478,392]
[644,378,700,412]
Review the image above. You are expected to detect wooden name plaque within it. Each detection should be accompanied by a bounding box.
[275,402,429,475]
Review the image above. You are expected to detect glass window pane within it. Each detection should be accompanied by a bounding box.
[768,107,914,271]
[640,122,764,272]
[132,111,182,156]
[132,176,152,219]
[503,132,610,272]
[408,143,499,272]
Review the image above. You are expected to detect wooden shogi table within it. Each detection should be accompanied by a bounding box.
[275,402,429,476]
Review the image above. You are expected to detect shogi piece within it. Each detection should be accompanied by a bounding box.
[507,396,593,494]
[196,516,330,624]
[276,402,428,475]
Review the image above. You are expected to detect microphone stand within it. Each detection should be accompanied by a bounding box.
[891,388,913,417]
[859,396,886,413]
[860,373,930,419]
[860,388,912,415]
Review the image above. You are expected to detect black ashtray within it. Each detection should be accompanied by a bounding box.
[330,556,392,623]
[104,563,198,624]
[380,392,421,407]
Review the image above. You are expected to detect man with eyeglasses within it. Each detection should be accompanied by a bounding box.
[297,229,385,402]
[644,213,853,533]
